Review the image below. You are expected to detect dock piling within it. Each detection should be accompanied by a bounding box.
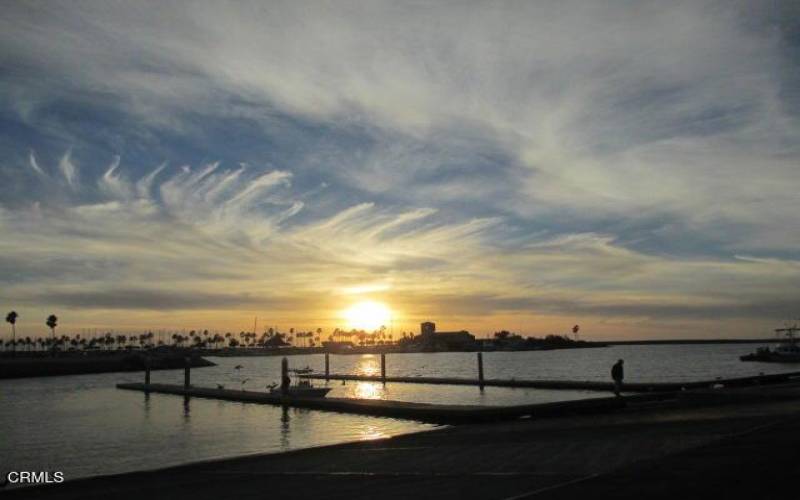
[381,353,387,383]
[183,357,191,388]
[144,358,151,386]
[477,352,485,390]
[281,357,289,396]
[325,353,330,381]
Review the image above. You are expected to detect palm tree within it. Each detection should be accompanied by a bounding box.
[6,311,18,357]
[46,314,58,355]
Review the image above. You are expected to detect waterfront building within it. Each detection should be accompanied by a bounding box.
[419,322,476,350]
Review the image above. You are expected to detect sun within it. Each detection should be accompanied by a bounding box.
[343,301,392,331]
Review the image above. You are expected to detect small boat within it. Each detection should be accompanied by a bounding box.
[741,325,800,362]
[290,366,314,374]
[268,375,331,398]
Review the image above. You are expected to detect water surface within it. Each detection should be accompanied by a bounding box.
[0,344,791,482]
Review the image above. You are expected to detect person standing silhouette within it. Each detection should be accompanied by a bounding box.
[611,359,624,396]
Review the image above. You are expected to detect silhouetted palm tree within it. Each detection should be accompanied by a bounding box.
[46,314,58,355]
[6,311,18,357]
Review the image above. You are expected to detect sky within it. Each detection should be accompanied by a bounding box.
[1,1,799,340]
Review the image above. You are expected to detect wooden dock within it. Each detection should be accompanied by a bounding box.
[116,382,669,423]
[298,371,800,392]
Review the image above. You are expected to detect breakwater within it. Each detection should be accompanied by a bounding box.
[0,353,215,379]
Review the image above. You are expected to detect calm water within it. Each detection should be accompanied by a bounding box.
[0,344,793,482]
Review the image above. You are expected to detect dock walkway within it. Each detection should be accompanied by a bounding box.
[116,382,666,423]
[299,371,800,392]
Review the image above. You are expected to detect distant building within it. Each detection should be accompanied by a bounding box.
[419,321,476,350]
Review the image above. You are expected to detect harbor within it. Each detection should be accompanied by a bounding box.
[104,347,800,422]
[111,351,800,424]
[9,378,800,500]
[4,344,800,496]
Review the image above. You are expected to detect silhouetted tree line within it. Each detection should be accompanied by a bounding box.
[2,311,390,354]
[491,330,595,347]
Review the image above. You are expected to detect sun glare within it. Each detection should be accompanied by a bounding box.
[343,301,392,331]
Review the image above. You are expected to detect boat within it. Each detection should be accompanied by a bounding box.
[268,376,331,398]
[290,366,314,374]
[741,325,800,362]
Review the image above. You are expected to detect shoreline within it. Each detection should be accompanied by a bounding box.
[603,338,781,345]
[1,424,449,493]
[0,338,776,365]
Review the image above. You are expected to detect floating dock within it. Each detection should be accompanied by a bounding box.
[116,382,670,423]
[298,371,800,392]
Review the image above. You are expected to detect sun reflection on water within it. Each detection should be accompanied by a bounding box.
[356,354,380,377]
[358,424,390,441]
[353,381,384,400]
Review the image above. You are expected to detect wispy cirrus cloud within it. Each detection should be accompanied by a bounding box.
[0,1,798,337]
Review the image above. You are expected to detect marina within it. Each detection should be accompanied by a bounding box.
[113,350,800,424]
[10,380,800,500]
[741,325,800,363]
[116,381,642,423]
[3,345,799,485]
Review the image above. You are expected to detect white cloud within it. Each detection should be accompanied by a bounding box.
[58,150,78,187]
[28,150,45,176]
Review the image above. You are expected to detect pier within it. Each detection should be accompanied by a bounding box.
[116,382,660,423]
[299,370,800,392]
[115,356,800,423]
[116,357,800,423]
